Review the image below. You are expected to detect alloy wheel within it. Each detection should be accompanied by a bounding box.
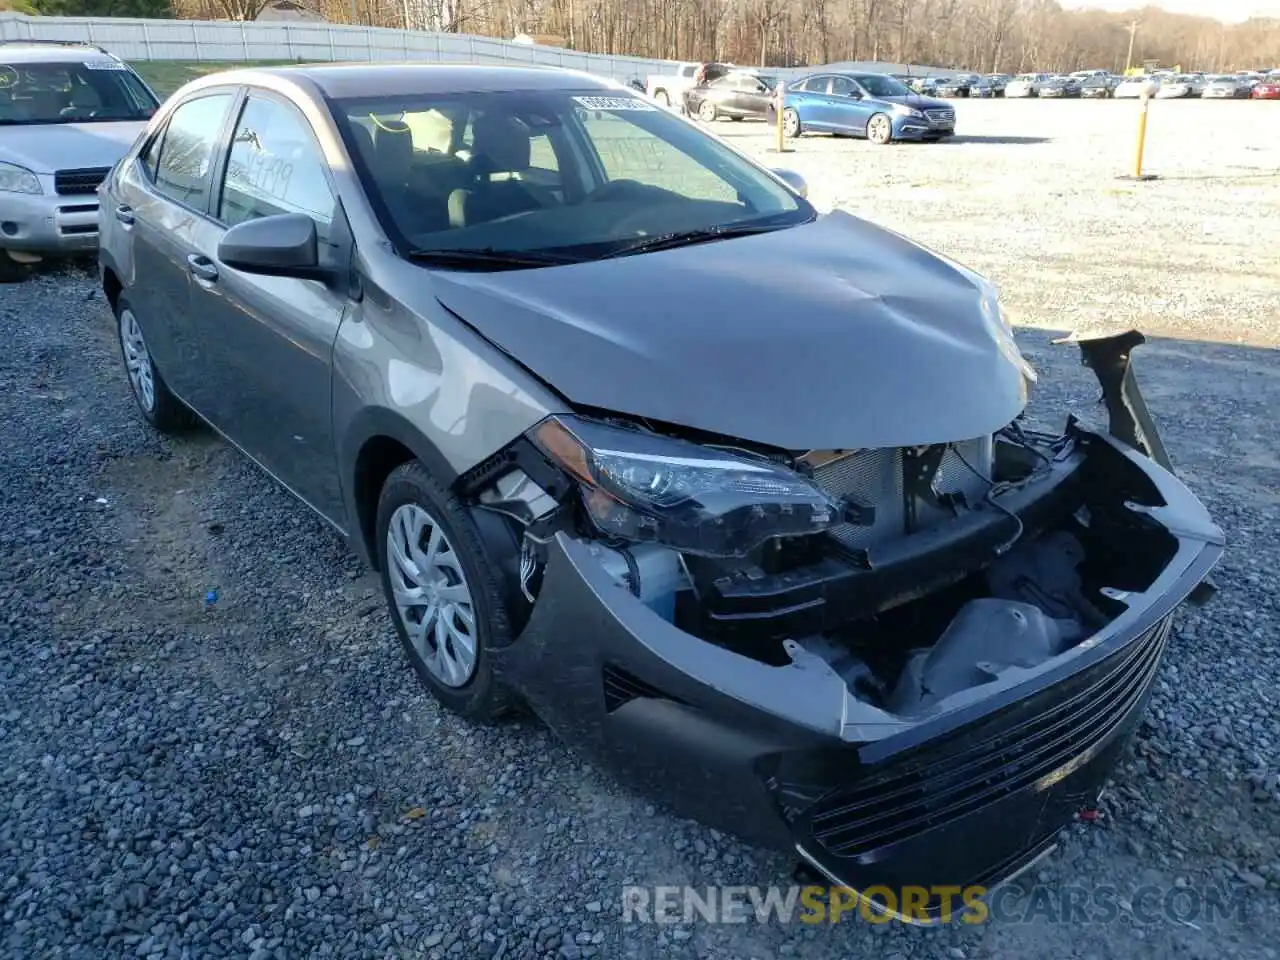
[386,503,478,688]
[698,100,717,122]
[868,114,892,144]
[783,108,800,138]
[119,308,156,413]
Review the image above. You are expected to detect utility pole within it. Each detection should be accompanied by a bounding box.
[1125,20,1139,73]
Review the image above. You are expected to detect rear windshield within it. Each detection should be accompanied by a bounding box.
[0,60,157,125]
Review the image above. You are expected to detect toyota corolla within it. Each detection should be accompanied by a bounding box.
[98,64,1222,918]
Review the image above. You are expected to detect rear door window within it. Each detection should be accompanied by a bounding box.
[151,93,235,211]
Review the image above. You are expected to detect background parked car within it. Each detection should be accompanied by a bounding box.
[1202,75,1249,99]
[1252,77,1280,99]
[1038,76,1081,98]
[685,69,776,122]
[1080,75,1119,98]
[968,76,999,98]
[780,71,955,143]
[934,73,982,97]
[646,61,732,110]
[1154,75,1195,99]
[0,40,159,282]
[1004,73,1051,98]
[1113,75,1156,99]
[986,73,1011,95]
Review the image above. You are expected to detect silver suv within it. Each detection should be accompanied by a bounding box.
[0,40,158,281]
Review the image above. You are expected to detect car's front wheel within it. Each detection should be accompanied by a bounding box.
[654,90,669,107]
[698,99,718,122]
[867,113,894,145]
[376,460,517,722]
[115,296,194,433]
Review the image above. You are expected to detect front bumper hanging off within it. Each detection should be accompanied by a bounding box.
[490,329,1223,918]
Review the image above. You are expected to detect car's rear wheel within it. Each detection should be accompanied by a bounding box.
[867,113,893,145]
[654,90,669,107]
[698,99,718,122]
[114,296,195,433]
[783,107,802,138]
[376,460,518,722]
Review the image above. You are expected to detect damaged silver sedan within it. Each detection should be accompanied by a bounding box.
[98,63,1224,917]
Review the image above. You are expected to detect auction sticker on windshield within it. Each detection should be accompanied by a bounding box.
[573,95,657,111]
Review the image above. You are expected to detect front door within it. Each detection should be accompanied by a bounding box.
[184,91,352,521]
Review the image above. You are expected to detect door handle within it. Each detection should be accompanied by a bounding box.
[186,254,218,283]
[114,204,135,225]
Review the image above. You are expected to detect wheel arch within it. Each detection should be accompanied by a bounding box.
[343,407,460,571]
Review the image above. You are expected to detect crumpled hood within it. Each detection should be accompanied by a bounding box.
[0,121,145,174]
[430,211,1032,451]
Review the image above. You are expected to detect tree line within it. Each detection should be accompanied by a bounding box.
[12,0,1280,72]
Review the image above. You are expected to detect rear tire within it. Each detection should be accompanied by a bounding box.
[867,112,893,145]
[114,296,195,434]
[783,107,802,139]
[376,460,518,723]
[654,90,669,107]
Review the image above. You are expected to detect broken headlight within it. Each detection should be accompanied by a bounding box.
[530,415,840,558]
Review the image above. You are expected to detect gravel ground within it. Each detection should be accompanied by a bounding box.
[3,99,1279,960]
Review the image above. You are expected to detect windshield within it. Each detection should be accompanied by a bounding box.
[335,90,813,263]
[854,74,912,97]
[0,60,157,124]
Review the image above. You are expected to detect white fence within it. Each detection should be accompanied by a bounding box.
[0,13,956,84]
[0,13,677,83]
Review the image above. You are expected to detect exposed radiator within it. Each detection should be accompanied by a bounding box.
[811,437,993,551]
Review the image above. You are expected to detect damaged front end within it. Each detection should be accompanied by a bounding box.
[462,330,1223,913]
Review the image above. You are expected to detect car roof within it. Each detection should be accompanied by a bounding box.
[0,42,121,65]
[174,62,621,102]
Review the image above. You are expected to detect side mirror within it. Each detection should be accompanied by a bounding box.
[218,212,331,282]
[770,167,808,199]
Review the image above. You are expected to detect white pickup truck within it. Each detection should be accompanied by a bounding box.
[645,61,733,111]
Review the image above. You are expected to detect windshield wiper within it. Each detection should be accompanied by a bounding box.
[405,247,583,270]
[597,218,804,259]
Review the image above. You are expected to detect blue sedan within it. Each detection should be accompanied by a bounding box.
[779,72,956,143]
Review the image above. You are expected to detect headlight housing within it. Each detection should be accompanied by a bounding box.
[531,416,841,558]
[893,104,925,118]
[0,162,42,196]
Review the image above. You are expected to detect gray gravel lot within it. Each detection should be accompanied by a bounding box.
[2,98,1279,960]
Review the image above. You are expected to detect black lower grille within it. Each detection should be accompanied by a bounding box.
[806,616,1172,858]
[54,167,110,196]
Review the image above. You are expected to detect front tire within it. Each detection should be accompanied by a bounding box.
[867,112,893,145]
[114,296,194,433]
[654,90,670,107]
[376,460,518,722]
[698,99,718,122]
[783,107,802,138]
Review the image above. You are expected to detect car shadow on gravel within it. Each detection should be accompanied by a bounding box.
[939,134,1052,145]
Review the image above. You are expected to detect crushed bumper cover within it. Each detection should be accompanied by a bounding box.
[492,332,1223,909]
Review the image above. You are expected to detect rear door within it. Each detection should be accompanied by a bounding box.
[182,89,352,519]
[112,89,239,401]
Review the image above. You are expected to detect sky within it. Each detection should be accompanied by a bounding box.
[1060,0,1280,22]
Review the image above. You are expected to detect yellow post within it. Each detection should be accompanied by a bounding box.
[1133,85,1151,178]
[775,81,786,152]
